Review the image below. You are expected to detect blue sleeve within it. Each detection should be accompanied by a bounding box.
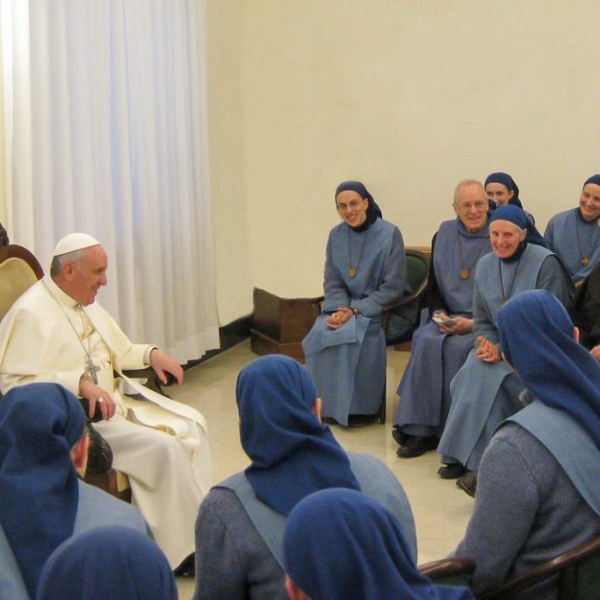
[323,234,350,312]
[194,493,247,600]
[453,429,539,594]
[354,227,407,317]
[543,217,556,253]
[536,255,575,312]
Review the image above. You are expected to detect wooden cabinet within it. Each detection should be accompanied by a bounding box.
[250,288,321,362]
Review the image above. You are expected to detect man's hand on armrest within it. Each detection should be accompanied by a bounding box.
[78,376,117,420]
[149,348,184,385]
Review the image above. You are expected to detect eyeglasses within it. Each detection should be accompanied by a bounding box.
[456,201,488,211]
[336,200,364,212]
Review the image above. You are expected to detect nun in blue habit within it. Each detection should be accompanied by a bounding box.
[194,355,416,600]
[0,384,148,600]
[302,181,408,426]
[454,290,600,596]
[485,172,524,209]
[283,488,473,600]
[0,383,85,600]
[544,174,600,283]
[437,206,574,483]
[36,525,177,600]
[485,171,542,226]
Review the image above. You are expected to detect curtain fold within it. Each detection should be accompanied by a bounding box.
[1,0,219,362]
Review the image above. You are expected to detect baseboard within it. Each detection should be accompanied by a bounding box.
[184,314,253,369]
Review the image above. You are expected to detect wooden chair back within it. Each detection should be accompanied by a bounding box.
[0,245,44,322]
[383,248,430,348]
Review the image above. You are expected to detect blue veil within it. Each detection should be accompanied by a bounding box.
[498,289,600,449]
[0,383,84,598]
[283,488,473,600]
[36,525,177,600]
[237,355,360,516]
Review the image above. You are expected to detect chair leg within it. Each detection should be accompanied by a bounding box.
[85,470,132,504]
[378,380,387,424]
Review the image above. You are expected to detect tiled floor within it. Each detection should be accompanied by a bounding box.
[170,339,474,598]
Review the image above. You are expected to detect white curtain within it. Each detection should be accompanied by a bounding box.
[1,0,219,362]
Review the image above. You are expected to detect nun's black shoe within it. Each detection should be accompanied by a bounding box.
[456,471,478,498]
[347,414,377,427]
[173,553,195,577]
[391,427,404,446]
[437,463,467,479]
[396,436,438,458]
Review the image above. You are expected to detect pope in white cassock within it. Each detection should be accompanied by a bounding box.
[0,233,211,572]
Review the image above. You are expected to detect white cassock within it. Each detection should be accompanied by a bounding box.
[0,275,211,568]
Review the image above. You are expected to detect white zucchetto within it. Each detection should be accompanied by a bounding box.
[53,233,101,257]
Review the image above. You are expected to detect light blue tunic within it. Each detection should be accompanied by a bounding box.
[510,401,600,517]
[437,245,574,470]
[303,219,406,425]
[0,480,147,600]
[217,452,417,568]
[544,208,600,283]
[395,219,491,437]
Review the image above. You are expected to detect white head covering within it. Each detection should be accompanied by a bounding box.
[53,233,100,257]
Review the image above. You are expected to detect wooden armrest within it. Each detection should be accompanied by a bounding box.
[479,535,600,599]
[120,367,173,398]
[311,296,324,313]
[418,556,476,585]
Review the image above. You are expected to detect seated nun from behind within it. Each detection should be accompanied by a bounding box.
[193,354,416,600]
[283,488,473,600]
[302,181,408,427]
[0,383,147,600]
[454,290,600,597]
[544,174,600,284]
[437,205,574,496]
[36,525,177,600]
[484,172,537,224]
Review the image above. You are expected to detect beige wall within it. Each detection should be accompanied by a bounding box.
[3,3,599,326]
[206,0,253,324]
[207,0,600,324]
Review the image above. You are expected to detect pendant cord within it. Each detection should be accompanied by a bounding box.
[347,227,370,276]
[42,280,98,380]
[499,258,522,302]
[457,230,488,278]
[575,218,600,266]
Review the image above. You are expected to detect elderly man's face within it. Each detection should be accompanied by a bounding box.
[66,245,108,306]
[453,184,488,233]
[579,183,600,222]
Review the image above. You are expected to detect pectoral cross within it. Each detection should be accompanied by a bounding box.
[85,357,101,384]
[582,256,591,266]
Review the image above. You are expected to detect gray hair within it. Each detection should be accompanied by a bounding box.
[0,222,8,247]
[453,179,485,205]
[50,249,85,277]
